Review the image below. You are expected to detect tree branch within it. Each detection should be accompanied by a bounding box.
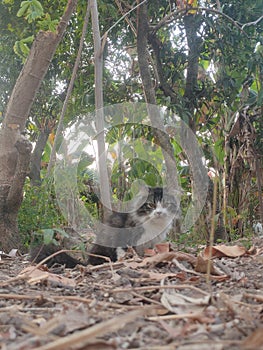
[151,7,249,38]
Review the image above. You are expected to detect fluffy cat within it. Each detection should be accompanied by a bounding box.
[30,186,179,267]
[88,186,179,264]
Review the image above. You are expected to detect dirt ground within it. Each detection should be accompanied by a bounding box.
[0,237,262,350]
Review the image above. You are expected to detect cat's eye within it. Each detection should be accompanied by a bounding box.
[145,203,155,210]
[139,202,155,212]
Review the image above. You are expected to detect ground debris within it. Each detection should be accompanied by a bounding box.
[0,238,262,350]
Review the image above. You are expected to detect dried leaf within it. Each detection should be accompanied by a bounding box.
[242,328,263,349]
[161,288,210,315]
[195,255,224,275]
[203,245,246,259]
[19,266,76,288]
[8,249,19,257]
[154,242,171,253]
[127,251,197,268]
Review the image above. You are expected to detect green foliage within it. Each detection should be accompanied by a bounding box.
[31,227,69,247]
[18,179,66,244]
[213,140,225,166]
[17,0,44,23]
[38,13,59,31]
[13,35,34,61]
[106,123,166,198]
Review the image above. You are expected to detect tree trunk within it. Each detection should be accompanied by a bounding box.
[136,1,180,195]
[0,0,77,252]
[29,127,51,186]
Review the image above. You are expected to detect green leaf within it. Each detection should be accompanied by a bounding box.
[17,1,30,17]
[213,140,225,165]
[17,0,44,22]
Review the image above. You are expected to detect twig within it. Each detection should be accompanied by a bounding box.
[241,15,263,30]
[111,284,211,295]
[243,293,263,303]
[131,291,163,306]
[151,6,249,38]
[102,0,147,40]
[30,307,155,350]
[148,311,205,321]
[114,0,137,36]
[206,177,218,289]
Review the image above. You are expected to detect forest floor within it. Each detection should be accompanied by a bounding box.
[0,236,263,350]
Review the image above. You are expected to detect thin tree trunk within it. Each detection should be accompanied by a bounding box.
[47,1,91,176]
[0,0,77,252]
[90,0,112,212]
[136,0,180,194]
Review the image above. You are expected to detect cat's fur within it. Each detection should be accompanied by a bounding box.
[30,187,179,267]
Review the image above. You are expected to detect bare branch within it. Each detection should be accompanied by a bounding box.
[151,7,249,38]
[114,0,137,36]
[102,0,147,40]
[241,15,263,30]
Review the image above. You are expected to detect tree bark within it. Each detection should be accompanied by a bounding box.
[29,127,51,186]
[183,14,202,132]
[91,0,112,213]
[136,1,180,194]
[0,0,77,252]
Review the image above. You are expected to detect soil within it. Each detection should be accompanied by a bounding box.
[0,237,262,350]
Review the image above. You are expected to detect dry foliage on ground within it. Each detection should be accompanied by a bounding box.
[0,237,263,350]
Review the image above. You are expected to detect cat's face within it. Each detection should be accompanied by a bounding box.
[135,187,178,224]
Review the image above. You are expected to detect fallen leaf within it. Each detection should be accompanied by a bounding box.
[19,266,76,288]
[147,271,187,281]
[8,249,19,257]
[195,255,224,275]
[203,245,246,259]
[144,248,156,256]
[161,285,210,315]
[242,328,263,349]
[154,242,171,253]
[127,251,197,268]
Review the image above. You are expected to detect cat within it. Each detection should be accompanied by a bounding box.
[30,186,179,267]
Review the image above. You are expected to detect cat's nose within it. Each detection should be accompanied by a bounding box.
[155,211,163,216]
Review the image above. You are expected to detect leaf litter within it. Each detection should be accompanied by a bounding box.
[0,237,262,350]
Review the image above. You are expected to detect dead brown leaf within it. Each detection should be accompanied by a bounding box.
[125,251,197,268]
[19,266,76,288]
[242,328,263,349]
[203,245,246,259]
[195,255,224,275]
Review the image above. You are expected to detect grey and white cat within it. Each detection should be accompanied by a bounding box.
[88,186,179,265]
[30,186,179,266]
